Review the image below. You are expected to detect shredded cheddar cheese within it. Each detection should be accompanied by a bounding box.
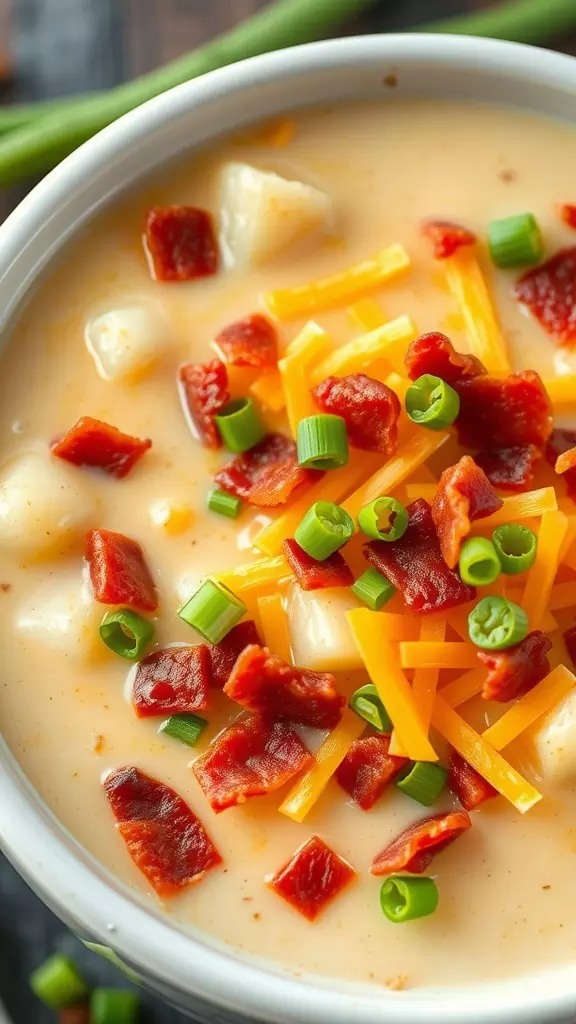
[258,594,292,664]
[437,668,485,708]
[348,298,387,331]
[549,581,576,612]
[482,665,576,752]
[378,613,420,642]
[250,370,285,412]
[310,316,416,383]
[543,376,576,407]
[399,641,479,670]
[444,248,511,374]
[555,447,576,475]
[278,322,332,436]
[481,487,558,529]
[390,617,446,757]
[215,555,291,595]
[522,510,568,629]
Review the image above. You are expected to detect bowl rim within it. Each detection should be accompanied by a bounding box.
[2,31,576,1024]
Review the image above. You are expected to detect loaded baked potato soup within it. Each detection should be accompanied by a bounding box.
[2,98,576,992]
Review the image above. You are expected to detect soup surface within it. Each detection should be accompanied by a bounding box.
[2,98,576,991]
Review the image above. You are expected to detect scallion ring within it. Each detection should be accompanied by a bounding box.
[458,536,501,587]
[207,488,242,518]
[159,713,208,747]
[99,608,155,660]
[380,876,439,923]
[351,568,396,610]
[468,595,528,651]
[178,579,246,644]
[358,496,408,542]
[29,954,89,1009]
[350,682,392,733]
[214,397,266,453]
[297,414,349,470]
[91,988,140,1024]
[488,213,543,269]
[396,761,447,806]
[294,500,354,560]
[405,374,460,431]
[492,523,538,575]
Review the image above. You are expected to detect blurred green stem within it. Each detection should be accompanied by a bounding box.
[421,0,576,41]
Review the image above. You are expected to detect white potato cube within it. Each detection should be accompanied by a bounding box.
[288,584,362,673]
[0,452,96,555]
[85,305,168,381]
[17,569,102,659]
[219,161,331,268]
[532,689,576,785]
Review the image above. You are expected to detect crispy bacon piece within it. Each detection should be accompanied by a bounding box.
[560,204,576,230]
[477,630,552,703]
[370,810,472,876]
[51,416,151,478]
[455,371,553,451]
[513,247,576,345]
[474,445,541,492]
[104,766,221,897]
[282,538,353,591]
[207,620,262,687]
[448,750,498,811]
[132,645,211,718]
[268,836,355,921]
[59,1006,90,1024]
[178,358,229,449]
[224,645,344,728]
[215,432,315,507]
[335,735,408,810]
[86,529,158,612]
[312,373,401,454]
[405,331,486,386]
[214,314,277,369]
[145,206,219,282]
[421,220,477,260]
[431,456,503,568]
[192,714,311,812]
[563,625,576,667]
[364,499,475,614]
[546,428,576,499]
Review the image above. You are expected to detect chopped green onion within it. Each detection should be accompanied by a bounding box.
[297,414,349,470]
[458,536,501,587]
[99,608,154,660]
[207,488,242,518]
[30,954,88,1009]
[214,397,266,453]
[488,213,544,269]
[380,875,439,923]
[178,579,246,644]
[159,713,208,747]
[405,374,460,431]
[396,761,448,806]
[294,500,354,559]
[352,568,396,610]
[358,496,408,542]
[492,523,538,575]
[350,682,392,733]
[468,595,529,651]
[91,988,140,1024]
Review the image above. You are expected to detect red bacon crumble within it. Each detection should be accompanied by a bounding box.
[513,247,576,345]
[59,1006,90,1024]
[364,499,475,614]
[474,445,542,492]
[132,645,211,718]
[224,645,344,729]
[448,750,498,811]
[335,735,408,810]
[51,416,152,478]
[282,538,353,591]
[421,220,477,260]
[455,371,553,451]
[560,204,576,231]
[312,373,401,455]
[370,809,472,876]
[178,359,230,449]
[431,456,503,568]
[477,630,552,703]
[563,625,576,667]
[546,428,576,500]
[145,206,219,282]
[193,714,311,812]
[104,766,221,897]
[268,836,355,921]
[215,432,315,507]
[214,314,277,369]
[405,332,486,387]
[86,529,158,612]
[207,620,262,687]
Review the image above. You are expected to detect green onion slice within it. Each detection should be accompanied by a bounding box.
[352,568,396,611]
[458,536,501,587]
[492,523,538,575]
[350,682,392,733]
[405,374,460,431]
[488,213,544,269]
[468,595,529,650]
[297,414,349,470]
[396,761,448,806]
[207,488,242,518]
[178,579,246,644]
[294,500,354,560]
[214,397,266,453]
[358,496,409,542]
[91,987,140,1024]
[99,608,155,660]
[380,875,439,923]
[30,954,89,1009]
[159,713,208,747]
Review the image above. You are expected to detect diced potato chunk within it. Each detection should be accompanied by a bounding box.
[287,584,362,672]
[85,305,168,381]
[219,161,331,268]
[17,569,102,658]
[532,690,576,785]
[0,452,96,555]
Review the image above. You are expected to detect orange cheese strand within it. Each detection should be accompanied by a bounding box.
[522,510,568,629]
[555,447,576,475]
[250,370,285,412]
[390,617,446,757]
[444,248,511,374]
[481,487,558,529]
[482,665,576,752]
[215,555,290,595]
[543,375,576,407]
[257,594,292,664]
[378,613,419,642]
[278,322,332,436]
[404,483,437,504]
[399,642,478,670]
[437,668,485,708]
[550,581,576,612]
[310,315,415,383]
[348,298,387,331]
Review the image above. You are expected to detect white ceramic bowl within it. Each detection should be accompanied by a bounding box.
[1,32,576,1024]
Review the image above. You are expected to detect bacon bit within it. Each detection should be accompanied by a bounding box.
[145,206,219,282]
[364,499,475,614]
[370,809,472,876]
[215,432,315,507]
[421,220,477,260]
[455,371,553,451]
[268,835,355,921]
[546,428,576,499]
[214,314,278,369]
[0,583,10,592]
[477,630,552,703]
[51,416,152,478]
[448,749,498,811]
[335,735,408,810]
[86,529,158,612]
[282,538,353,591]
[555,446,576,475]
[104,766,221,896]
[59,1006,90,1024]
[513,247,576,345]
[133,645,211,717]
[192,714,311,812]
[404,331,486,386]
[474,445,542,492]
[563,625,576,667]
[178,358,229,449]
[224,645,344,728]
[312,373,401,454]
[208,620,262,687]
[560,204,576,230]
[92,733,105,754]
[432,456,503,568]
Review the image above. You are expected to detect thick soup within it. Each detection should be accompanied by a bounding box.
[2,98,576,992]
